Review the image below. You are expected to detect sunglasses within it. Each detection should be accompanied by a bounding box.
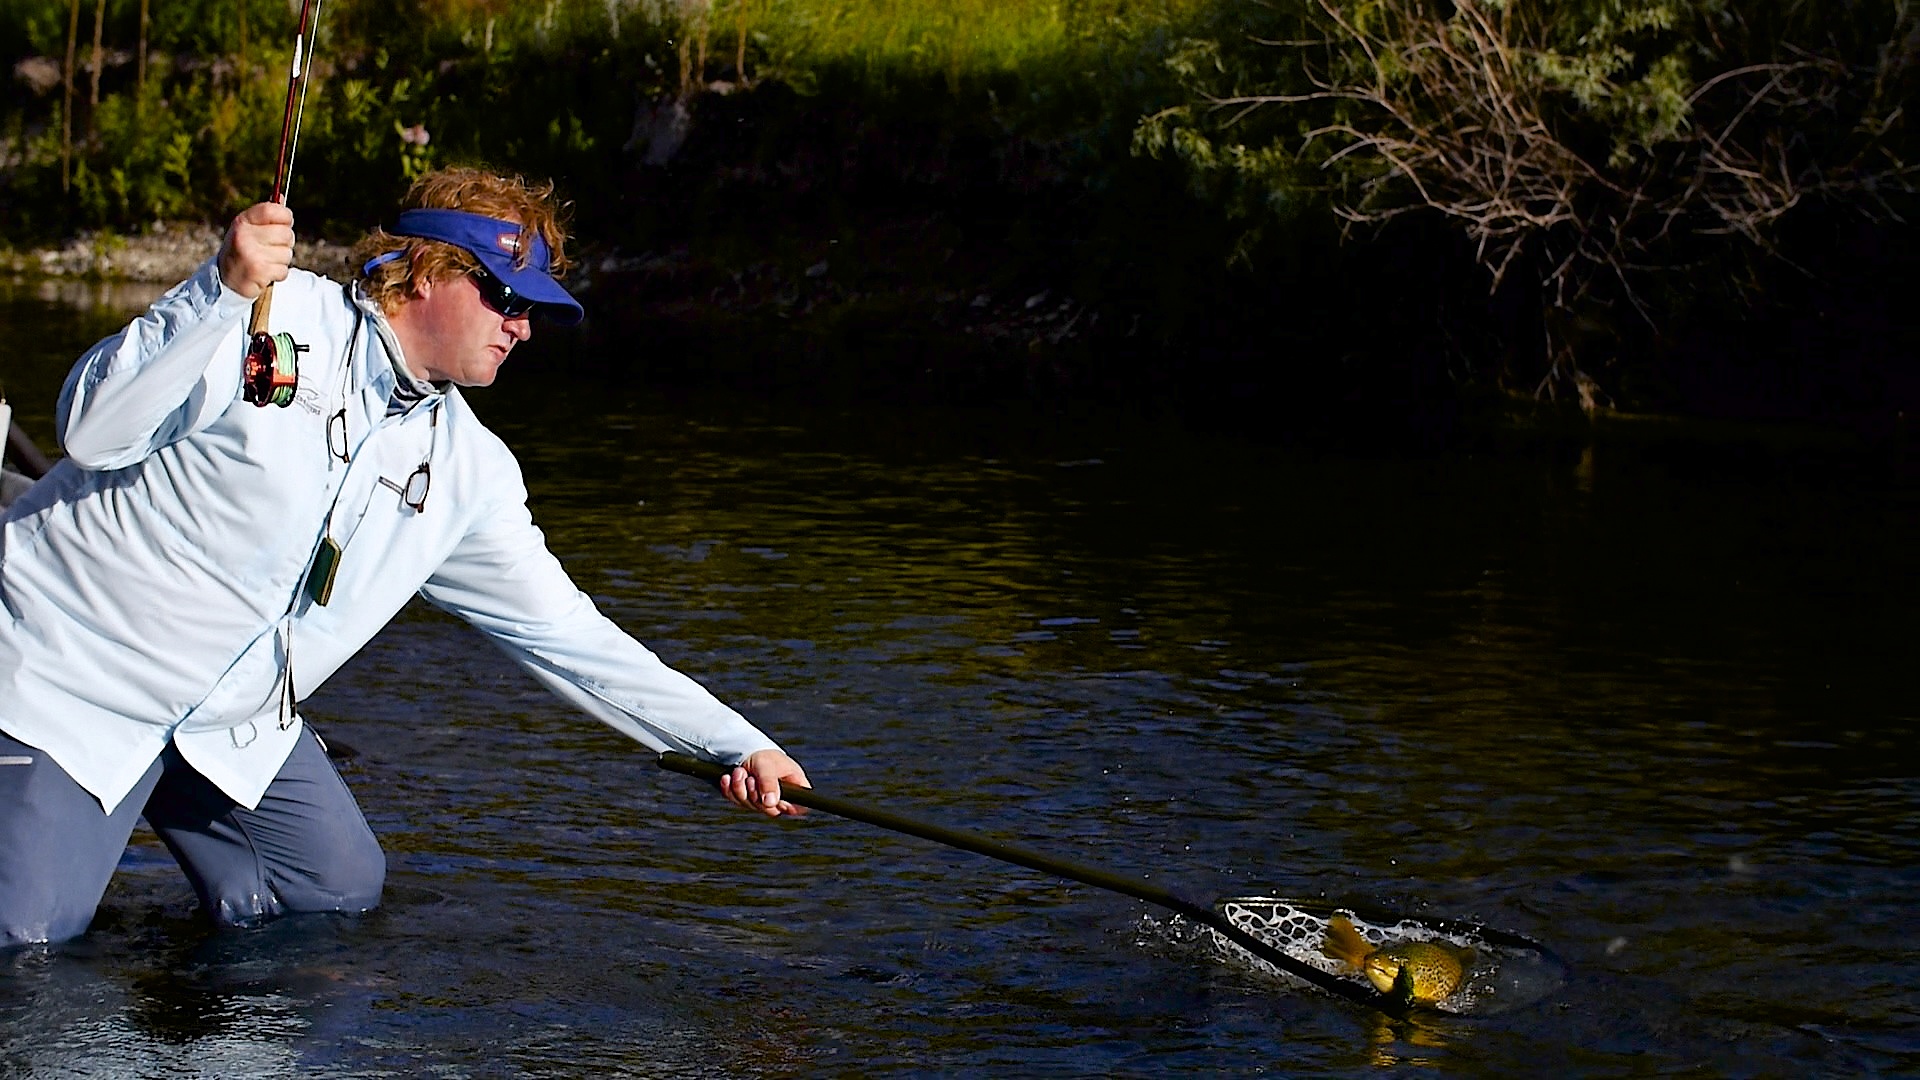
[469,265,540,319]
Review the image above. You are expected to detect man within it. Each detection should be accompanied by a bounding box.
[0,167,807,945]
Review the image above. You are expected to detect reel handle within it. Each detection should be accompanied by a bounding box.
[249,281,276,337]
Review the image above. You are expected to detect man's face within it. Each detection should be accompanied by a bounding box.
[390,270,533,387]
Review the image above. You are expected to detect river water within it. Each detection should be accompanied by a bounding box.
[2,278,1916,1077]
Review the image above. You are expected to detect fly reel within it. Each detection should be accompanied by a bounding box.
[243,328,304,407]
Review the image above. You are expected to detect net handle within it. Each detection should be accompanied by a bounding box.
[657,751,1405,1013]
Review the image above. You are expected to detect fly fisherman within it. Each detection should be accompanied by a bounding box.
[0,167,809,945]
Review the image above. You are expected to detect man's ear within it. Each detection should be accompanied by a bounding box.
[407,250,434,301]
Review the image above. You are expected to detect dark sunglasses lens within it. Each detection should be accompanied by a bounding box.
[473,269,538,318]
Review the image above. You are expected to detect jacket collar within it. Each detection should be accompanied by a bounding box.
[347,281,443,410]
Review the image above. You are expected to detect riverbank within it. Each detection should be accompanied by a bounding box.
[0,224,356,285]
[8,0,1914,440]
[6,213,1911,465]
[7,147,1914,459]
[0,176,1130,408]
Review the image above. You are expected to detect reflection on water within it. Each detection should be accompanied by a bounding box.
[2,283,1917,1076]
[1,279,173,444]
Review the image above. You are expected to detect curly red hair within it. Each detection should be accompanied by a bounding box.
[350,167,573,314]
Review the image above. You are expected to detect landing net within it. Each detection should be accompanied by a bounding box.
[1147,896,1566,1016]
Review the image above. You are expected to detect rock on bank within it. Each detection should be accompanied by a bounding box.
[1,223,355,284]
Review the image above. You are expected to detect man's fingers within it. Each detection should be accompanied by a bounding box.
[219,203,298,297]
[723,758,810,818]
[241,222,297,264]
[240,201,295,228]
[764,764,811,802]
[752,762,809,817]
[252,224,296,250]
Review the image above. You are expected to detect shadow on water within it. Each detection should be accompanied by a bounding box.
[3,281,1917,1076]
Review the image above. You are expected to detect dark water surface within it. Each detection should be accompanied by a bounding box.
[3,279,1917,1077]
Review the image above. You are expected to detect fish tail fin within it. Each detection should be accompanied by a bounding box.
[1322,914,1373,970]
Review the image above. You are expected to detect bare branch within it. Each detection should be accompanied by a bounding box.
[1210,0,1917,403]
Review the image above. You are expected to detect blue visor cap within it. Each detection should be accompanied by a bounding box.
[388,208,584,325]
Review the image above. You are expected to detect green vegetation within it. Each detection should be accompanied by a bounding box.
[2,0,1913,426]
[0,0,1201,230]
[1137,0,1920,409]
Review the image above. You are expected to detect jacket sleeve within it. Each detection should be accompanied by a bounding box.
[418,456,783,766]
[56,257,254,470]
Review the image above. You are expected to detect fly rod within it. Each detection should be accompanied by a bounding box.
[242,0,326,408]
[657,751,1406,1013]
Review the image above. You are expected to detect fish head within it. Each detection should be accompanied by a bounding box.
[1362,953,1405,996]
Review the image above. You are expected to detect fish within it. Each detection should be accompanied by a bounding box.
[1321,913,1474,1006]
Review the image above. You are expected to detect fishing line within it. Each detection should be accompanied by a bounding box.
[280,0,327,204]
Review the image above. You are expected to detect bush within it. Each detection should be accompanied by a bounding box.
[1137,0,1920,409]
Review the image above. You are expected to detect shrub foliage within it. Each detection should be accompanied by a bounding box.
[1136,0,1920,403]
[3,0,1913,415]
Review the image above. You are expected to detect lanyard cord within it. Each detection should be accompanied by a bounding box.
[325,300,363,469]
[316,303,366,542]
[279,302,364,731]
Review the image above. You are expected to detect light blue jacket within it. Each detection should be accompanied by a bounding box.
[0,259,780,813]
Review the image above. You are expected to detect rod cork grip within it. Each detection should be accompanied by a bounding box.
[249,282,275,337]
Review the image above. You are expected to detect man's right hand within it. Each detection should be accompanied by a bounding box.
[217,202,295,299]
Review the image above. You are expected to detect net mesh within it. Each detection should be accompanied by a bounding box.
[1145,896,1564,1016]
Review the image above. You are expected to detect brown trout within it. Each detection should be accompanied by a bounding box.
[1322,914,1474,1005]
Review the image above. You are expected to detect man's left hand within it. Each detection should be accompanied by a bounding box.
[722,749,810,818]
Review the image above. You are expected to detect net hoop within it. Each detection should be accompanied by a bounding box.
[1196,896,1569,1016]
